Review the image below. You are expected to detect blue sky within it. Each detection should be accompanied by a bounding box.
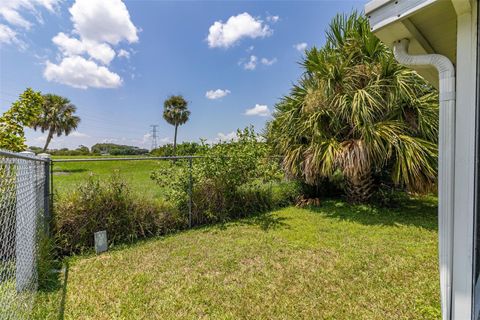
[0,0,365,150]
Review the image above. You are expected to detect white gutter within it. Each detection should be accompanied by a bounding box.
[393,39,455,320]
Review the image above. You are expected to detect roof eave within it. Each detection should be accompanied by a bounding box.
[365,0,438,33]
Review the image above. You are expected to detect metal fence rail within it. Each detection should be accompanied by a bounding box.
[53,155,197,227]
[51,155,284,229]
[0,150,50,320]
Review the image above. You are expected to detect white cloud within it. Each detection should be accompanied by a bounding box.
[117,49,130,59]
[69,0,138,45]
[217,131,236,141]
[45,0,139,88]
[87,42,116,65]
[44,56,122,89]
[0,24,18,44]
[34,135,47,143]
[101,138,118,144]
[0,0,59,49]
[33,134,65,147]
[245,104,270,117]
[207,12,272,48]
[69,131,89,138]
[261,57,277,66]
[52,32,116,65]
[266,15,279,23]
[294,42,308,52]
[205,89,231,100]
[0,0,60,29]
[142,133,171,146]
[246,45,254,52]
[52,32,84,55]
[243,55,257,70]
[160,137,172,144]
[242,55,276,70]
[1,7,31,29]
[141,132,152,144]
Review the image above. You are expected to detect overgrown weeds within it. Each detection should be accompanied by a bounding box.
[151,127,302,225]
[54,172,183,255]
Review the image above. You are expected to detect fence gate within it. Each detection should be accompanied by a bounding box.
[0,150,50,319]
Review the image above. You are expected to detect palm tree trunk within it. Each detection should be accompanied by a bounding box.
[173,124,178,156]
[42,129,54,152]
[345,170,374,204]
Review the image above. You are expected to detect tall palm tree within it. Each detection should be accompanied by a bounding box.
[31,94,80,152]
[267,12,438,203]
[163,95,190,156]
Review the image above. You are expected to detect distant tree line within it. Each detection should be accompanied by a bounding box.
[29,143,149,156]
[90,143,149,155]
[29,145,90,156]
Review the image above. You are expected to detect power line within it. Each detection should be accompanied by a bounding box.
[150,125,159,150]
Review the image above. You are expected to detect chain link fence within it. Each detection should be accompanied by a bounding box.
[0,150,50,320]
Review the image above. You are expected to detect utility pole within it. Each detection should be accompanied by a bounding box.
[150,125,159,150]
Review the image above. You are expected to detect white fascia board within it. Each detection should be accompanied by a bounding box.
[365,0,438,32]
[365,0,391,13]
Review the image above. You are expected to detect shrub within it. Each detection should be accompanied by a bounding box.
[54,173,184,255]
[182,180,301,225]
[151,127,300,224]
[150,142,205,157]
[270,181,303,207]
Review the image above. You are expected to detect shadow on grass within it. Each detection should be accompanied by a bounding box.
[57,261,69,320]
[241,212,290,231]
[202,210,291,233]
[309,196,438,231]
[53,168,88,175]
[36,261,69,320]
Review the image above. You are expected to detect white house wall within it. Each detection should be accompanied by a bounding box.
[366,0,478,318]
[452,2,477,318]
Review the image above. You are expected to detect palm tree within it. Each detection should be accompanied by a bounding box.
[31,94,80,152]
[163,95,190,156]
[267,12,438,203]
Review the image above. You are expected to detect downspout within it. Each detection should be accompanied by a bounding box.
[393,39,455,320]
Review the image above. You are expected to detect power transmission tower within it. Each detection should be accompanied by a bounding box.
[150,125,159,150]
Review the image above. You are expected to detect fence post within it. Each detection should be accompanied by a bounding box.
[188,157,193,228]
[38,153,51,237]
[15,151,36,292]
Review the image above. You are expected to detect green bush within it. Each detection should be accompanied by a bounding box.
[54,173,184,255]
[151,127,300,224]
[190,180,302,225]
[270,181,303,207]
[150,141,205,157]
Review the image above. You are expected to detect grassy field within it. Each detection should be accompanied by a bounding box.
[33,197,440,319]
[52,156,174,200]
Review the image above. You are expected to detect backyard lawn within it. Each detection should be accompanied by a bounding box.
[52,156,171,200]
[33,197,440,319]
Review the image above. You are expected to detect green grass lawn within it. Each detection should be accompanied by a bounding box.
[0,264,35,320]
[33,197,440,319]
[52,156,174,200]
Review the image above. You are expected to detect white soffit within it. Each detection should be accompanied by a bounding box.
[365,0,457,88]
[366,0,438,32]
